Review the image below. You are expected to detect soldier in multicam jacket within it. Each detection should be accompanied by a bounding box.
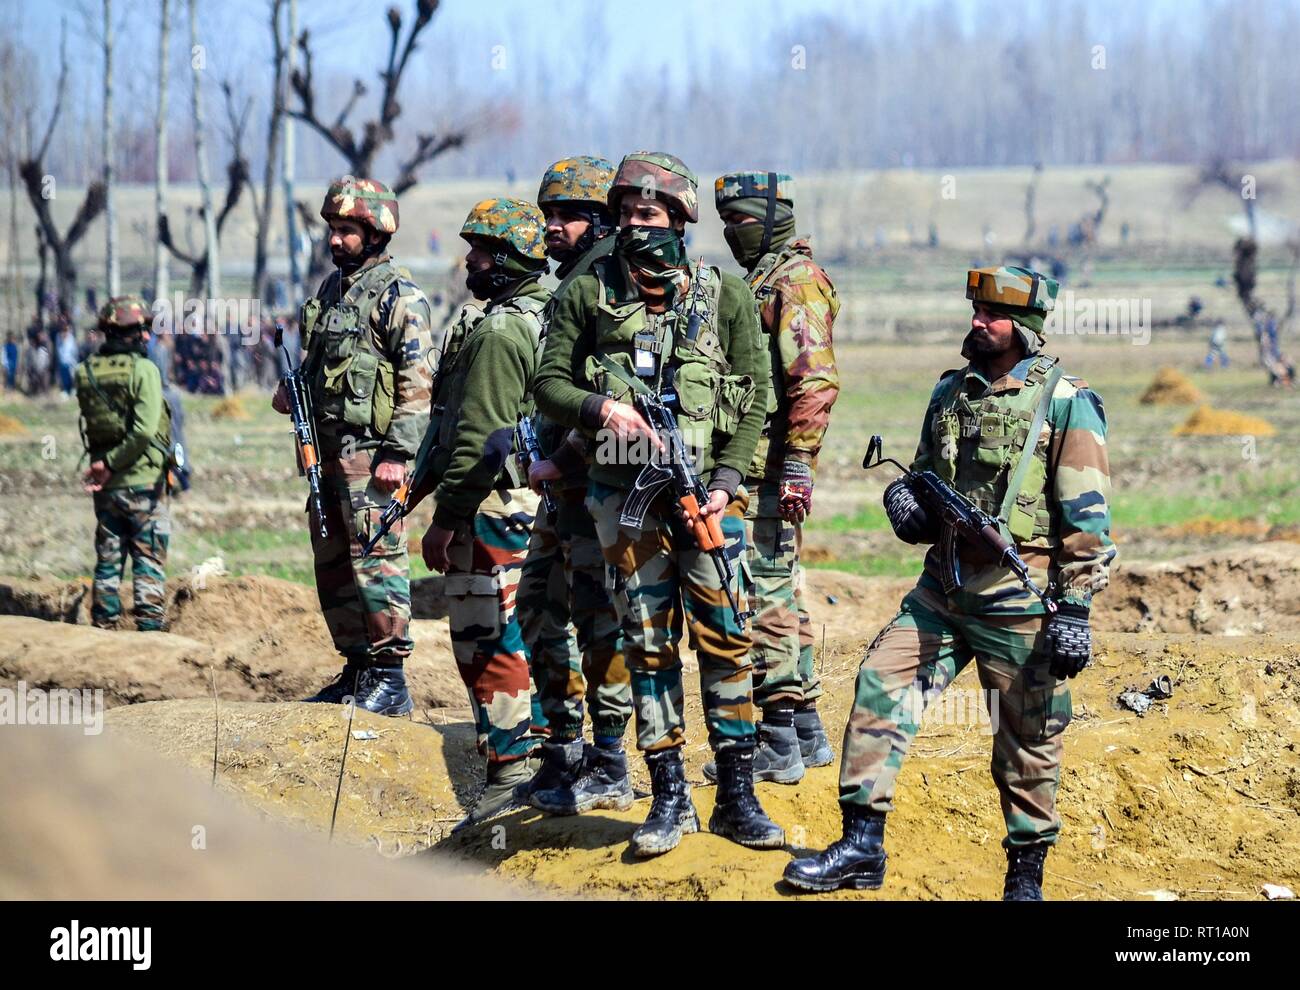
[75,295,174,631]
[704,170,841,788]
[785,265,1116,901]
[411,197,552,830]
[273,176,434,716]
[535,152,784,858]
[514,157,637,817]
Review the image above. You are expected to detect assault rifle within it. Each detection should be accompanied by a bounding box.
[623,390,754,629]
[862,434,1056,613]
[515,415,557,515]
[276,322,327,539]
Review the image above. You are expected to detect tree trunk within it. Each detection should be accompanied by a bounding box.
[253,0,286,307]
[282,0,301,305]
[188,0,228,391]
[103,0,120,297]
[153,0,171,305]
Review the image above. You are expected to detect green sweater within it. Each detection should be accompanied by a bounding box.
[533,262,769,492]
[74,345,168,491]
[430,279,550,528]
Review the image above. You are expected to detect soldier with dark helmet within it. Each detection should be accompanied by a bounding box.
[784,266,1116,900]
[75,294,175,631]
[534,151,783,858]
[413,197,553,829]
[515,157,636,816]
[704,171,841,787]
[273,176,434,716]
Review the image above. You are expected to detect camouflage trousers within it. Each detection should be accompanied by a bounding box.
[445,489,540,765]
[516,485,632,742]
[742,481,821,709]
[839,581,1072,847]
[92,486,169,630]
[587,481,756,754]
[310,450,412,666]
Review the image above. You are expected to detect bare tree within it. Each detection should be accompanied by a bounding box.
[1022,162,1043,246]
[288,0,466,281]
[1,38,33,334]
[281,0,302,305]
[153,0,172,305]
[251,0,288,307]
[188,0,220,300]
[18,21,107,321]
[102,0,120,297]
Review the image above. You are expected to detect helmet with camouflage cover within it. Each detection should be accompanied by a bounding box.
[714,171,795,215]
[459,197,547,263]
[97,294,152,335]
[538,156,617,211]
[966,265,1059,353]
[609,151,699,223]
[715,170,797,266]
[319,175,400,236]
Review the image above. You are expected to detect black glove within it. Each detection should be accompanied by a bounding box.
[883,479,937,545]
[1044,602,1091,678]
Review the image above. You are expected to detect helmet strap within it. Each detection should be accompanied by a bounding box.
[758,171,778,259]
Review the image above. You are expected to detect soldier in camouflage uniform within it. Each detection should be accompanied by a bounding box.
[703,171,841,786]
[784,266,1116,900]
[514,157,637,816]
[412,197,552,829]
[75,295,174,632]
[535,152,784,858]
[273,176,434,716]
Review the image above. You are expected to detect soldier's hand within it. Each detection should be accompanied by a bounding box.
[779,459,814,522]
[599,399,664,453]
[372,457,406,494]
[421,523,454,573]
[1045,602,1092,679]
[528,459,562,494]
[271,383,290,415]
[883,479,936,545]
[82,460,112,493]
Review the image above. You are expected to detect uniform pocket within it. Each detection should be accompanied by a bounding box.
[1014,666,1072,743]
[443,572,505,660]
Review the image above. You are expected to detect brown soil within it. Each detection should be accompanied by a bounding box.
[0,413,26,436]
[1139,367,1204,405]
[1174,404,1277,437]
[5,544,1300,900]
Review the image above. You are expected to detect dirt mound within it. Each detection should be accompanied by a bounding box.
[104,635,1300,901]
[1174,404,1276,436]
[0,723,519,899]
[0,413,26,437]
[1140,367,1203,405]
[0,573,468,713]
[210,395,251,420]
[1101,542,1300,635]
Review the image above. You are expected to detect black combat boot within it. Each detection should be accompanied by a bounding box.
[794,704,834,768]
[303,661,365,704]
[629,749,700,858]
[519,738,585,807]
[352,664,414,716]
[782,804,887,892]
[533,740,634,815]
[1002,843,1049,901]
[708,746,786,849]
[703,713,805,785]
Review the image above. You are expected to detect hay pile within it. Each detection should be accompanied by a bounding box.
[210,395,251,420]
[1173,404,1276,437]
[0,413,26,436]
[1140,367,1203,405]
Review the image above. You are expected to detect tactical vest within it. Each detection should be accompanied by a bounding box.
[432,291,548,489]
[930,355,1063,544]
[300,260,406,437]
[76,352,172,465]
[582,259,756,455]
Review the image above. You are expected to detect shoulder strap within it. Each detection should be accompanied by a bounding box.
[549,235,616,313]
[998,358,1064,532]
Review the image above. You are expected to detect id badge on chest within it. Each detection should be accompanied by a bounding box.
[634,332,658,378]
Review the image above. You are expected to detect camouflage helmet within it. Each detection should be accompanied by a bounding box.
[459,197,547,262]
[97,294,152,334]
[319,175,400,236]
[966,265,1059,351]
[538,156,617,210]
[608,151,699,223]
[714,171,795,214]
